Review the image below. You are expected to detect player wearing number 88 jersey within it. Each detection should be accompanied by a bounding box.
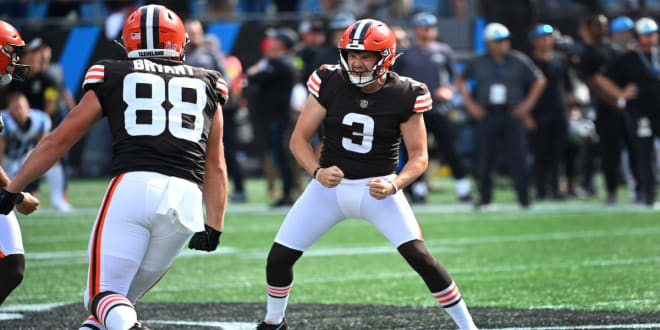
[257,19,477,330]
[0,5,229,330]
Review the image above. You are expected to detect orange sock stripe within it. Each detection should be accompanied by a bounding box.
[98,295,131,322]
[434,286,457,299]
[437,291,461,305]
[88,174,125,299]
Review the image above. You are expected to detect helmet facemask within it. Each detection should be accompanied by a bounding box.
[339,49,387,87]
[0,44,28,85]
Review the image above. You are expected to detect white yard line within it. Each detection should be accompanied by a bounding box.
[484,324,660,330]
[145,320,256,329]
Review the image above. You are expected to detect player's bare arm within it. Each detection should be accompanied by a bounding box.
[203,105,228,232]
[290,95,344,188]
[5,90,102,194]
[368,113,428,200]
[0,138,8,188]
[189,105,228,252]
[14,192,38,215]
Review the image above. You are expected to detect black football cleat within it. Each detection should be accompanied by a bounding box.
[256,319,288,330]
[129,323,150,330]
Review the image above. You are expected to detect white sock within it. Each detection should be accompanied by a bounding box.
[455,178,471,197]
[433,282,477,330]
[444,299,478,330]
[79,315,106,330]
[95,293,137,330]
[264,283,292,324]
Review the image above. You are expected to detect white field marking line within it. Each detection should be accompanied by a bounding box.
[483,324,660,330]
[16,200,660,222]
[0,302,69,312]
[145,320,256,329]
[0,313,23,321]
[24,225,660,263]
[129,256,660,295]
[19,254,658,303]
[531,299,660,309]
[24,246,461,268]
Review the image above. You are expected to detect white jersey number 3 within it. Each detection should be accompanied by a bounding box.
[123,72,206,142]
[342,113,374,153]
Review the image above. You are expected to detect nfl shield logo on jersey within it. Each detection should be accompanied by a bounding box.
[360,99,368,109]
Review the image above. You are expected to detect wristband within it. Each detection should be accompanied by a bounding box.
[386,179,399,194]
[312,167,321,179]
[16,192,24,204]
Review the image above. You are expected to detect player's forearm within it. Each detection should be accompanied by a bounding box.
[289,134,319,177]
[0,167,10,188]
[394,151,428,191]
[6,134,65,193]
[203,160,227,231]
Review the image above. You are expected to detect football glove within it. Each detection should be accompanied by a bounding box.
[188,224,222,252]
[0,189,23,215]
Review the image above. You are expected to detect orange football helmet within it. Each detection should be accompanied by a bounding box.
[121,4,188,61]
[338,19,397,87]
[0,20,28,85]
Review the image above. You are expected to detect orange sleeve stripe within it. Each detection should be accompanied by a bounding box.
[85,75,104,81]
[214,87,229,96]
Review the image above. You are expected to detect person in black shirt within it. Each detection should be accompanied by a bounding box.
[247,28,299,206]
[605,17,660,208]
[528,24,572,200]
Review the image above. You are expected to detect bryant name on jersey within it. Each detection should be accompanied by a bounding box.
[307,64,432,179]
[82,58,228,186]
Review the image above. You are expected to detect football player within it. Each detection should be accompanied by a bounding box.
[257,19,477,330]
[0,20,41,307]
[0,5,228,330]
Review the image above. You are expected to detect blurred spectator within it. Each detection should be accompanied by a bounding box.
[456,22,546,209]
[247,28,299,206]
[610,16,637,51]
[8,39,58,119]
[297,18,326,82]
[392,25,410,49]
[0,92,70,211]
[185,19,247,202]
[528,24,573,200]
[577,14,639,202]
[604,17,660,207]
[480,0,535,53]
[312,13,355,69]
[393,12,472,203]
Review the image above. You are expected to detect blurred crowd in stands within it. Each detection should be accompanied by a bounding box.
[1,0,659,209]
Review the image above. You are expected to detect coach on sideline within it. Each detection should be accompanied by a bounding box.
[456,22,546,209]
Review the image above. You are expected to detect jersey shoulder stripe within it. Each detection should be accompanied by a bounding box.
[306,71,321,98]
[307,64,340,98]
[413,92,432,112]
[82,64,105,88]
[214,77,229,104]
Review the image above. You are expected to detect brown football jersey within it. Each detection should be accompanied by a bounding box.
[82,58,228,185]
[306,65,431,179]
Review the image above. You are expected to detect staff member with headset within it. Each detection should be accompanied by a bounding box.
[604,18,660,208]
[456,23,546,209]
